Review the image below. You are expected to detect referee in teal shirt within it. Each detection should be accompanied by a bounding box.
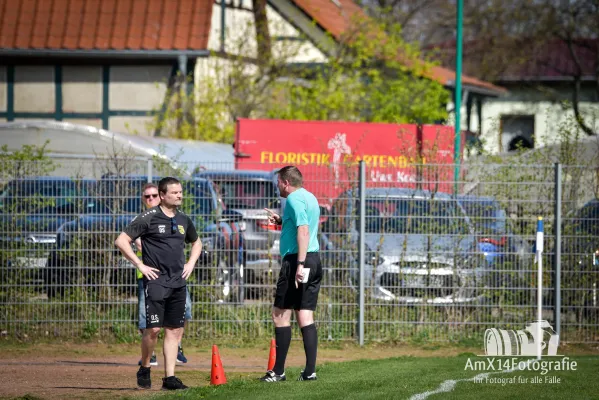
[261,165,322,382]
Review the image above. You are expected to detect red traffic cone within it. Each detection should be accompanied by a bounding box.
[267,338,276,371]
[211,345,227,385]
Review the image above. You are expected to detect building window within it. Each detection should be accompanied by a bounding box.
[500,115,534,152]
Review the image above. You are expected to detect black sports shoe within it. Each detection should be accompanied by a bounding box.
[259,370,286,382]
[136,366,151,389]
[298,370,317,381]
[161,376,188,391]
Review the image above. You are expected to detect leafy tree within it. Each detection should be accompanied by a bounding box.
[268,18,449,124]
[150,17,449,143]
[0,141,56,180]
[0,142,57,304]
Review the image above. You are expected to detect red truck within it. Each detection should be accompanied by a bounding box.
[234,118,463,206]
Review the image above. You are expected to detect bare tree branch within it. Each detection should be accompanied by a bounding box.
[365,0,597,135]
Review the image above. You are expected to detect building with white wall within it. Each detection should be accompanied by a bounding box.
[0,0,504,139]
[430,39,599,154]
[0,0,211,136]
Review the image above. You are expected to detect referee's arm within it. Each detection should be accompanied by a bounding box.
[297,225,309,262]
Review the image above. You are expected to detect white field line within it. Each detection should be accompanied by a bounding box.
[408,359,536,400]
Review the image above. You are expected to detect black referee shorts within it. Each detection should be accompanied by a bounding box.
[274,252,322,311]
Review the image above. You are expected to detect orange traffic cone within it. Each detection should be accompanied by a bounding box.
[211,345,227,385]
[267,338,276,371]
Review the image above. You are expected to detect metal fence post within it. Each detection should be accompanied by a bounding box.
[554,163,562,337]
[147,159,153,182]
[358,161,366,346]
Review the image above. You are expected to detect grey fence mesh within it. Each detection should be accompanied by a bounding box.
[0,156,597,343]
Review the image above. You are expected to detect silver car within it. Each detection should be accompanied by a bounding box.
[194,170,282,298]
[321,188,486,304]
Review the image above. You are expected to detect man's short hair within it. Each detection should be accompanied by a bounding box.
[158,177,181,194]
[277,165,303,187]
[142,183,158,194]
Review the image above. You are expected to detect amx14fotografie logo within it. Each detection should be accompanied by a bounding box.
[464,320,578,384]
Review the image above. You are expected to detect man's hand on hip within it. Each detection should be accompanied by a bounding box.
[138,263,160,280]
[182,262,195,280]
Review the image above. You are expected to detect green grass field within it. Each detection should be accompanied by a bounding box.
[148,355,598,400]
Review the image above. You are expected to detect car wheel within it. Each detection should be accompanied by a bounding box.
[44,251,73,299]
[213,254,244,304]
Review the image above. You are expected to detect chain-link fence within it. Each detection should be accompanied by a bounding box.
[1,156,597,343]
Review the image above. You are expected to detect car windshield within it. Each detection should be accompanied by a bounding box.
[213,180,278,210]
[0,179,93,212]
[97,179,214,216]
[93,180,146,214]
[459,200,507,234]
[35,199,105,215]
[181,181,214,217]
[357,197,470,235]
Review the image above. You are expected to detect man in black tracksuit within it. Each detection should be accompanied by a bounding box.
[115,177,201,391]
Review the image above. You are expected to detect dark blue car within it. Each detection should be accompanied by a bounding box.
[45,176,245,302]
[0,177,96,278]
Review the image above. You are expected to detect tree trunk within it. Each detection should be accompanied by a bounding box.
[253,0,272,68]
[595,39,599,110]
[566,38,596,136]
[571,75,596,136]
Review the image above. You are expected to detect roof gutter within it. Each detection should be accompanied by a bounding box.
[42,152,150,161]
[446,81,507,97]
[0,49,211,59]
[497,75,597,82]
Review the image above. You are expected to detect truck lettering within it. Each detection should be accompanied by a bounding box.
[260,151,332,165]
[238,119,454,204]
[259,152,427,168]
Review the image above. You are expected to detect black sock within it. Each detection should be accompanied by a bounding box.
[273,326,292,375]
[301,323,318,376]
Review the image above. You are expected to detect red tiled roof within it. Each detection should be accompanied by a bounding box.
[0,0,212,51]
[292,0,365,40]
[427,39,598,81]
[503,39,598,80]
[291,0,506,95]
